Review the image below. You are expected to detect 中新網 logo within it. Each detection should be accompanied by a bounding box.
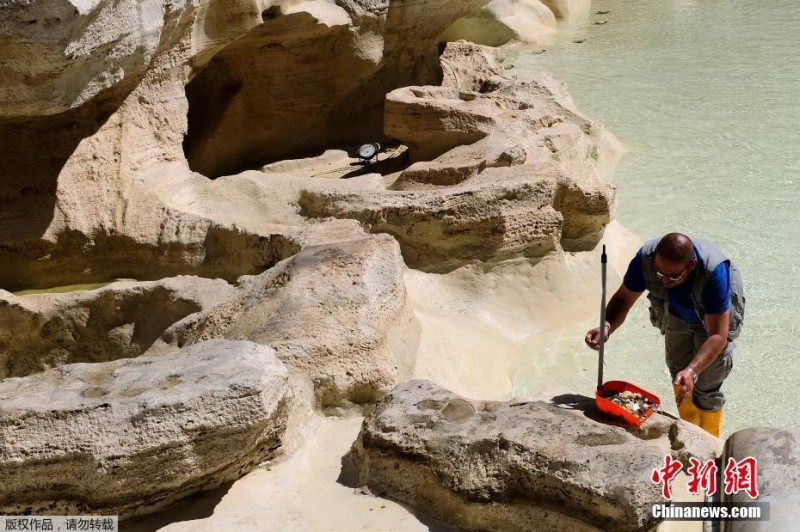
[651,455,759,499]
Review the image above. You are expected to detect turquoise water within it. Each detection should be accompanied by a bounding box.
[508,0,800,435]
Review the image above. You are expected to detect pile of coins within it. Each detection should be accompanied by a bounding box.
[608,390,658,421]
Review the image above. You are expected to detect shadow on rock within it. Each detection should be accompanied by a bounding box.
[120,482,233,532]
[0,90,125,244]
[549,392,680,428]
[547,393,638,428]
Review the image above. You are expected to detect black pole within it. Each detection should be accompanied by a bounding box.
[597,245,607,390]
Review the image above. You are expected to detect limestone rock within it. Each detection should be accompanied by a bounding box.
[351,380,721,531]
[0,276,236,379]
[300,165,568,271]
[441,0,592,47]
[0,0,199,258]
[299,42,621,270]
[384,84,497,163]
[183,5,357,178]
[439,40,508,96]
[0,0,498,291]
[721,427,800,530]
[0,0,640,526]
[0,190,309,292]
[387,43,623,170]
[0,1,621,302]
[167,235,408,410]
[441,0,559,47]
[0,0,171,118]
[0,339,291,518]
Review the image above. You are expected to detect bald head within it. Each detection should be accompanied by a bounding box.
[655,233,696,265]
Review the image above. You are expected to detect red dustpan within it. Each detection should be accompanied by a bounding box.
[595,245,660,426]
[595,380,660,427]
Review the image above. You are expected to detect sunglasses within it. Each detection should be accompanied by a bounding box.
[654,265,690,283]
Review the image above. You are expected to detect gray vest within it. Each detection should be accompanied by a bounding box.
[640,237,745,341]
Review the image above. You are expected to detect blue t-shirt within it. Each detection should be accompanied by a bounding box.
[623,247,730,323]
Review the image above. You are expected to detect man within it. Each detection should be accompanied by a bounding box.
[585,233,745,436]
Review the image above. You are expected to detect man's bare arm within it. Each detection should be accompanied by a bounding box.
[674,310,730,405]
[606,285,644,335]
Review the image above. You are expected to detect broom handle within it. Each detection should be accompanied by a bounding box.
[597,245,607,390]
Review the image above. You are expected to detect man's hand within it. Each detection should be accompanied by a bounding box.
[585,322,611,350]
[673,369,695,405]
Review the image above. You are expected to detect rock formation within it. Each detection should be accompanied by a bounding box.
[0,276,236,379]
[350,379,721,531]
[300,41,622,270]
[165,235,410,410]
[185,0,495,177]
[441,0,591,46]
[2,0,500,290]
[720,427,800,530]
[0,0,631,524]
[0,340,290,518]
[0,0,617,287]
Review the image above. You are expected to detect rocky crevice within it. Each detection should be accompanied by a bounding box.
[0,225,302,292]
[183,0,495,179]
[0,277,236,379]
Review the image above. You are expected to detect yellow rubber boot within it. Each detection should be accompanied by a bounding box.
[673,384,700,425]
[699,409,723,437]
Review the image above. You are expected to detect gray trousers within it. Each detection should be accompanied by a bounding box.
[665,313,734,412]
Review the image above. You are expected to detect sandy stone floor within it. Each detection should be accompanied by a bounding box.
[123,416,458,532]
